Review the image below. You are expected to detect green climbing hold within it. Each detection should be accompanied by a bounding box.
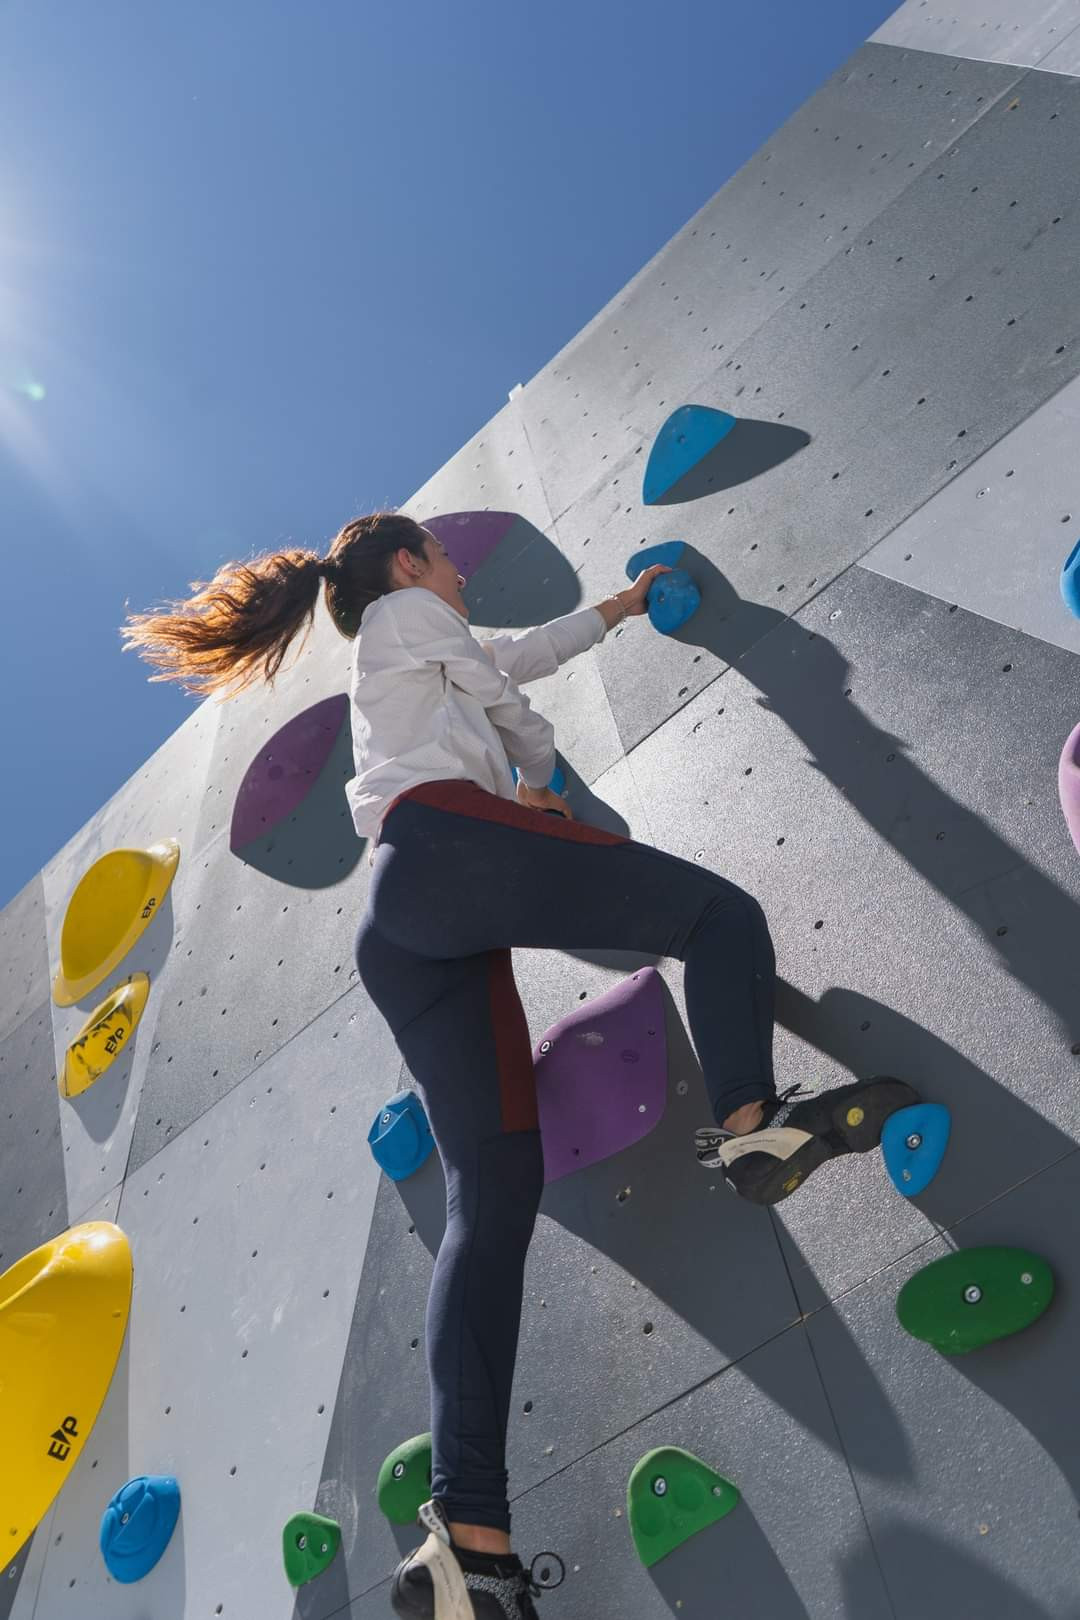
[282,1511,341,1587]
[377,1432,434,1525]
[897,1245,1054,1354]
[627,1446,739,1567]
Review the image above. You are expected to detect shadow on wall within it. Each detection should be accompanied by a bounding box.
[405,451,1080,1556]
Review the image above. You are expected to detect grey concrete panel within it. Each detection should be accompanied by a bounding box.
[515,44,1023,522]
[401,393,557,541]
[327,993,804,1557]
[349,1324,893,1619]
[41,691,222,941]
[0,871,48,1043]
[545,66,1080,764]
[808,1150,1080,1618]
[617,560,1080,1306]
[126,823,379,1175]
[1042,26,1080,71]
[861,369,1080,651]
[27,994,389,1620]
[0,1001,68,1274]
[873,0,1080,72]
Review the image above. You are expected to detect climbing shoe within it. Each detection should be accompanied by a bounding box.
[694,1076,920,1205]
[390,1497,565,1620]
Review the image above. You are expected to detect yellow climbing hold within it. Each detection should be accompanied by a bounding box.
[846,1106,865,1128]
[52,840,179,1007]
[59,973,150,1098]
[0,1223,133,1560]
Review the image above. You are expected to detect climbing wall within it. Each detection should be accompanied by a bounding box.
[4,1,1080,1614]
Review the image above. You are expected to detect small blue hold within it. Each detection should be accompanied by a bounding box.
[644,567,700,635]
[625,544,700,633]
[881,1103,951,1197]
[100,1475,181,1584]
[368,1090,435,1182]
[1061,538,1080,619]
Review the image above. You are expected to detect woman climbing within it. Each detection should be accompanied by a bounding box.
[121,511,917,1620]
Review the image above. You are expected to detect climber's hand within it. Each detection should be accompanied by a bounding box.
[516,780,574,819]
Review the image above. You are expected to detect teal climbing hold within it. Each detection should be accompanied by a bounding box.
[282,1511,341,1587]
[881,1103,951,1197]
[99,1474,181,1583]
[378,1432,435,1524]
[1061,537,1080,619]
[627,1446,739,1567]
[642,405,737,504]
[368,1090,435,1181]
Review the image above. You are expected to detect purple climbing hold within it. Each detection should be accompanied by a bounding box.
[1059,720,1080,856]
[230,694,349,851]
[535,967,667,1182]
[420,511,520,582]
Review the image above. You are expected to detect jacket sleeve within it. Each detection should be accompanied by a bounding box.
[478,606,608,685]
[388,591,559,788]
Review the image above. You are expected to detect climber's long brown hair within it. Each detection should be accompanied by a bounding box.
[119,511,428,699]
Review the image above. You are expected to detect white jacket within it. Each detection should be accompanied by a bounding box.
[344,585,610,843]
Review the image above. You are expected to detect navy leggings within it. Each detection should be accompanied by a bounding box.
[353,778,778,1534]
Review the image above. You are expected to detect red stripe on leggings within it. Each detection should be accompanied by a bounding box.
[376,778,630,1133]
[486,948,540,1134]
[375,777,630,848]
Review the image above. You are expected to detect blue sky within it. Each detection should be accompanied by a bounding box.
[0,0,895,910]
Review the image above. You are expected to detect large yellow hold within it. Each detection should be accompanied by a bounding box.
[52,839,180,1006]
[0,1223,133,1559]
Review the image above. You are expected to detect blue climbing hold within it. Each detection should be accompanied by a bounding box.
[511,764,566,798]
[626,542,700,632]
[646,568,700,634]
[368,1090,435,1181]
[881,1103,951,1197]
[100,1474,181,1583]
[1061,537,1080,619]
[642,405,737,505]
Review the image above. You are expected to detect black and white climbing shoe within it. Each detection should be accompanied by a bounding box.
[694,1076,920,1205]
[390,1497,565,1620]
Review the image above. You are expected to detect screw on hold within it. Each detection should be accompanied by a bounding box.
[540,1040,551,1054]
[905,1133,923,1150]
[1020,1272,1033,1286]
[712,1485,725,1497]
[393,1462,406,1478]
[652,1476,668,1497]
[382,1112,392,1124]
[964,1285,982,1304]
[902,1169,912,1182]
[298,1534,308,1549]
